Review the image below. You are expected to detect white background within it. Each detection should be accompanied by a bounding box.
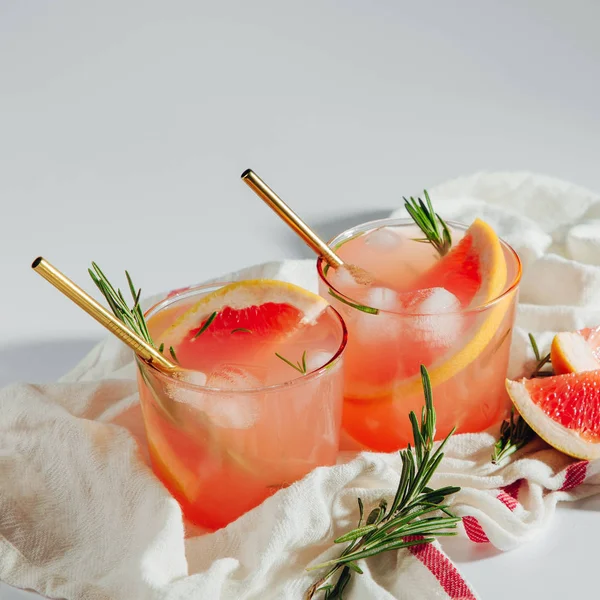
[1,1,600,598]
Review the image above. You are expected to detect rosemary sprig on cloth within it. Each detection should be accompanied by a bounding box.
[306,366,460,599]
[492,333,551,464]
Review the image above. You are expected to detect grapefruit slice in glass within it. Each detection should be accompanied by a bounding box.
[506,371,600,460]
[350,218,510,403]
[161,279,329,370]
[551,326,600,375]
[413,218,508,307]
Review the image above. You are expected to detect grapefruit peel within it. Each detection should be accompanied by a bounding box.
[551,327,600,375]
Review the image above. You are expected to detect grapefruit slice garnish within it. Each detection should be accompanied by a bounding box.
[349,218,510,402]
[413,218,507,307]
[506,371,600,460]
[161,279,329,370]
[551,327,600,375]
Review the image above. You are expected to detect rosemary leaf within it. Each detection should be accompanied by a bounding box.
[328,288,379,315]
[193,311,217,339]
[169,346,179,364]
[275,351,308,374]
[403,191,452,257]
[492,333,551,465]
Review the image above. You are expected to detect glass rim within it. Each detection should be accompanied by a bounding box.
[137,281,348,394]
[316,217,523,316]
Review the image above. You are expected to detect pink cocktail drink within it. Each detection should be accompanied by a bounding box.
[137,281,347,530]
[317,218,521,452]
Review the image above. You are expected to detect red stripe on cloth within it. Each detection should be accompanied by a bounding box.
[559,461,588,491]
[406,536,477,599]
[497,480,522,511]
[502,479,522,501]
[462,516,490,544]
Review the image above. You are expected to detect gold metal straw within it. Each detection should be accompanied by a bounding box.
[241,169,344,268]
[32,257,178,373]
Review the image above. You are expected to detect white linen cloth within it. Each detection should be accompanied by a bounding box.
[3,173,600,600]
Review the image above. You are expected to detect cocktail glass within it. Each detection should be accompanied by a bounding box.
[136,282,347,531]
[317,218,522,452]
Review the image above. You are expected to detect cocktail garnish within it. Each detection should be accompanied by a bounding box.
[88,263,206,362]
[492,333,548,465]
[492,407,535,465]
[305,366,460,600]
[327,288,379,315]
[404,190,452,257]
[193,311,218,339]
[528,333,552,377]
[89,262,156,345]
[169,346,180,364]
[275,350,308,374]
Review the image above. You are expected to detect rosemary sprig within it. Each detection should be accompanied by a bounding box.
[89,262,154,345]
[404,190,452,257]
[492,333,551,465]
[528,333,553,377]
[491,407,535,465]
[276,350,308,374]
[305,366,460,600]
[328,288,379,315]
[88,264,211,360]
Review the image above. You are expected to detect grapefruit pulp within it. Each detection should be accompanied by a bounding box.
[161,279,329,372]
[506,370,600,460]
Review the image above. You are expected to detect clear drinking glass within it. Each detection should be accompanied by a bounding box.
[317,218,522,452]
[136,283,347,531]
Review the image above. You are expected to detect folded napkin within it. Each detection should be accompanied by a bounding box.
[3,173,600,600]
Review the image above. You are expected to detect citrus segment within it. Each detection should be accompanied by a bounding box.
[551,327,600,375]
[414,219,507,307]
[162,280,329,370]
[506,372,600,460]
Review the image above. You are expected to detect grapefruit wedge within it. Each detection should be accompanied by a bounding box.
[161,279,329,370]
[506,371,600,460]
[551,326,600,375]
[413,218,508,307]
[357,218,510,402]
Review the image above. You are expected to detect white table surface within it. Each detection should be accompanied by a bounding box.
[2,1,600,598]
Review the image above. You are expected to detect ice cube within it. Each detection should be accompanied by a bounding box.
[402,288,461,314]
[396,288,464,348]
[365,286,403,312]
[364,226,403,248]
[327,265,373,306]
[410,313,464,348]
[166,369,207,406]
[180,370,208,387]
[328,264,368,291]
[304,349,335,372]
[351,307,404,346]
[206,364,265,390]
[202,365,263,428]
